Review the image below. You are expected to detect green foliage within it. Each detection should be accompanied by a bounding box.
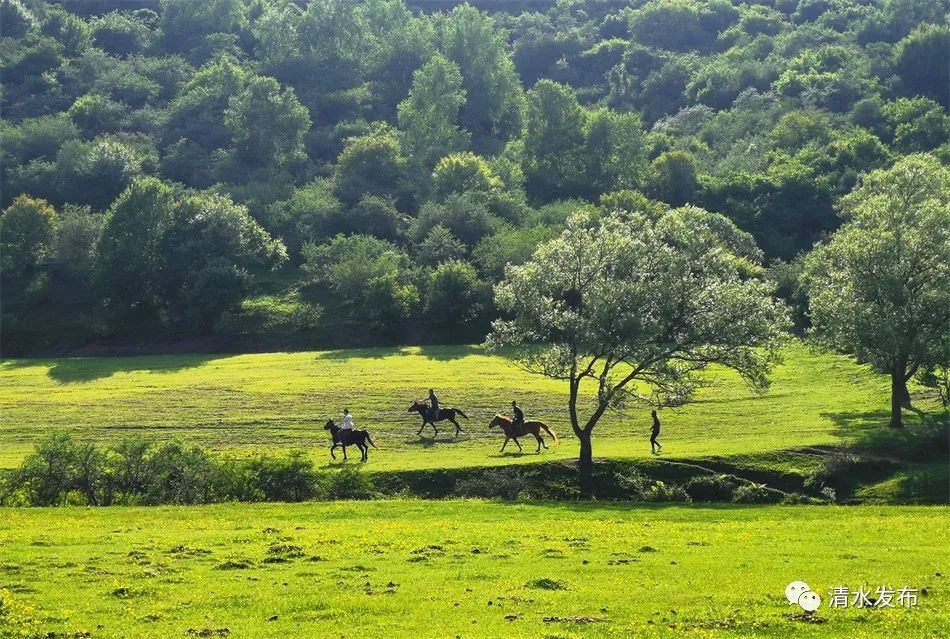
[68,93,128,137]
[732,482,785,503]
[264,179,345,257]
[894,23,949,107]
[157,192,287,329]
[0,195,57,278]
[684,474,741,502]
[397,55,469,179]
[217,293,322,341]
[647,150,700,206]
[159,0,248,60]
[49,204,104,285]
[225,75,311,169]
[472,224,556,279]
[439,4,523,144]
[96,178,175,321]
[416,225,467,267]
[411,193,495,246]
[805,154,949,426]
[522,80,586,198]
[0,0,946,352]
[333,129,408,206]
[424,260,489,328]
[489,206,789,491]
[303,234,418,326]
[883,97,950,154]
[431,152,500,200]
[90,10,156,57]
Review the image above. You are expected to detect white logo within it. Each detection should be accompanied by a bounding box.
[786,581,822,612]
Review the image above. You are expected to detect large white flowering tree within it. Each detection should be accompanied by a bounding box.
[488,205,789,495]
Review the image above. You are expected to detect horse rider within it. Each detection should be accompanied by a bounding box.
[428,388,440,421]
[511,400,524,436]
[339,408,354,442]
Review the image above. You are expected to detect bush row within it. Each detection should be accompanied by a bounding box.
[0,432,822,507]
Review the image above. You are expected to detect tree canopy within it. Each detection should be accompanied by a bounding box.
[489,206,789,492]
[805,154,950,428]
[0,0,946,361]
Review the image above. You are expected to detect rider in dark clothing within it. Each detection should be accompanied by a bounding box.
[511,400,524,436]
[428,388,440,421]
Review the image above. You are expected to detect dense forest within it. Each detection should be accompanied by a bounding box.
[1,0,947,356]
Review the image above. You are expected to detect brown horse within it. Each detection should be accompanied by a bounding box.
[324,419,377,462]
[488,414,557,453]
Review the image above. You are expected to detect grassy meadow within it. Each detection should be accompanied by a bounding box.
[1,501,947,638]
[0,342,919,472]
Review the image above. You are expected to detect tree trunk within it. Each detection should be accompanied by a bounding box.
[900,380,912,409]
[578,429,593,498]
[889,366,905,429]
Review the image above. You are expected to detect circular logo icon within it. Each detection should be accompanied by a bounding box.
[785,581,810,605]
[798,590,822,612]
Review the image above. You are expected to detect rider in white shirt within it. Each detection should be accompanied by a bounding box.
[340,408,354,431]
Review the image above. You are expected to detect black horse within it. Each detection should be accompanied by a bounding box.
[408,401,468,437]
[324,419,377,462]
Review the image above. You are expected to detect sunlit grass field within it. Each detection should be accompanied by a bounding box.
[0,342,918,470]
[1,501,947,638]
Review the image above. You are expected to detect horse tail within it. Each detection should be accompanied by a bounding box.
[366,432,378,448]
[455,408,469,419]
[541,423,558,443]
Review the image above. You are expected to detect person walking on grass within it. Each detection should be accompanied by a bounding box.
[650,410,662,454]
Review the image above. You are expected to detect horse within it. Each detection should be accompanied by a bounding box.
[324,419,377,462]
[408,401,468,437]
[488,414,558,453]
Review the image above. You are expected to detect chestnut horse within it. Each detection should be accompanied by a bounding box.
[488,414,557,453]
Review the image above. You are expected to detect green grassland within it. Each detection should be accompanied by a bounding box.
[0,342,926,473]
[1,501,947,638]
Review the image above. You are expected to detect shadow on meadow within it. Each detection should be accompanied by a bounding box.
[1,353,221,384]
[403,435,473,448]
[822,408,948,462]
[314,344,483,362]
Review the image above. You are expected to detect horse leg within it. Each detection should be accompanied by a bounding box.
[329,444,336,460]
[359,443,367,462]
[342,444,348,461]
[451,417,463,435]
[500,436,509,452]
[417,420,425,436]
[432,421,439,437]
[534,432,543,452]
[514,437,523,452]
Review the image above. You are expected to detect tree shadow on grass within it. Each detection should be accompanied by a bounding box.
[821,409,948,462]
[1,353,220,384]
[314,346,404,361]
[414,344,484,361]
[403,435,471,448]
[487,450,530,458]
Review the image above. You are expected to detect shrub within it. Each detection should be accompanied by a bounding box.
[142,443,220,505]
[216,294,322,340]
[684,474,740,502]
[327,466,377,500]
[732,483,785,504]
[455,467,522,500]
[15,431,78,506]
[245,452,321,502]
[643,480,692,503]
